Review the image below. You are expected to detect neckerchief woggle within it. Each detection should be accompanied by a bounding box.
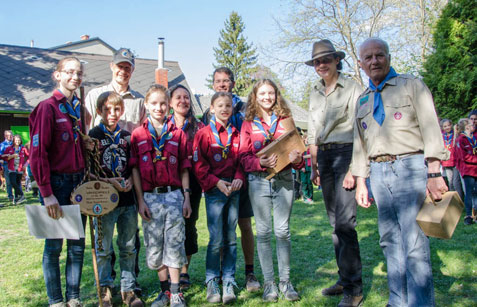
[148,116,170,162]
[464,133,477,154]
[171,115,189,132]
[443,131,454,150]
[57,89,81,143]
[369,67,398,126]
[210,115,233,159]
[100,122,122,176]
[253,113,278,146]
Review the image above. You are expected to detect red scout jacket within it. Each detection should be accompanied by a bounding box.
[2,145,29,172]
[454,133,477,177]
[130,118,191,191]
[193,122,245,192]
[239,116,304,173]
[170,118,205,171]
[441,132,455,168]
[29,90,85,197]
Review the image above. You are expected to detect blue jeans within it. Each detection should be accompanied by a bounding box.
[3,166,13,199]
[95,205,138,291]
[370,155,434,307]
[204,185,239,283]
[9,171,23,198]
[248,170,294,283]
[40,172,86,305]
[462,176,477,216]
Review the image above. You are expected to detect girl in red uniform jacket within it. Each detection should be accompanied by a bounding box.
[239,79,303,302]
[454,118,477,225]
[440,119,464,200]
[2,135,28,204]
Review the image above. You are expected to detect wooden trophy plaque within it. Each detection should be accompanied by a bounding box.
[71,181,119,216]
[256,118,306,180]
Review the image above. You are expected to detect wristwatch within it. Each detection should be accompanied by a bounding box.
[427,172,442,178]
[183,188,192,194]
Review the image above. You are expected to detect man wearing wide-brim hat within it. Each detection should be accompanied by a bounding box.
[306,39,364,307]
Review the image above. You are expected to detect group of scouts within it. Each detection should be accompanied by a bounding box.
[28,36,451,307]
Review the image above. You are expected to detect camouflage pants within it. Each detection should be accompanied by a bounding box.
[142,190,187,269]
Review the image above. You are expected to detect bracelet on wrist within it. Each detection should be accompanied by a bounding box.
[427,172,442,178]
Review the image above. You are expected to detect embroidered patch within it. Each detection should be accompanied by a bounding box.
[59,103,67,113]
[32,134,39,147]
[362,122,367,130]
[394,112,402,120]
[61,131,69,141]
[169,155,177,164]
[253,140,262,149]
[93,204,103,215]
[214,153,222,162]
[193,149,199,162]
[75,194,82,203]
[165,132,173,140]
[110,193,118,203]
[142,155,148,162]
[359,95,369,106]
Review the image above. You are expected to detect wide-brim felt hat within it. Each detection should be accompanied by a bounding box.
[305,39,345,66]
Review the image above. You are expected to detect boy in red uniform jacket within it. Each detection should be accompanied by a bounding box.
[130,85,191,307]
[193,92,244,304]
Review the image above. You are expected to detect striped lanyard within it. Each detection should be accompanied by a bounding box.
[253,113,278,145]
[59,90,81,143]
[443,132,453,150]
[148,116,170,162]
[465,134,477,154]
[210,115,233,159]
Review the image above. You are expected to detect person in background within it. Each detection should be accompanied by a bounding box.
[29,56,87,307]
[2,135,28,205]
[305,39,363,307]
[300,132,314,203]
[469,110,477,129]
[240,79,302,302]
[440,119,464,200]
[454,118,477,225]
[168,84,204,290]
[0,130,14,202]
[24,142,39,198]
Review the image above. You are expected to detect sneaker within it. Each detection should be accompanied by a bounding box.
[170,292,186,307]
[262,281,278,302]
[245,272,260,292]
[100,286,113,307]
[65,298,82,307]
[206,278,221,303]
[16,195,26,204]
[50,303,66,307]
[279,280,299,301]
[305,198,313,204]
[122,291,144,307]
[151,290,170,307]
[222,280,237,304]
[321,283,344,296]
[338,294,364,307]
[464,216,475,225]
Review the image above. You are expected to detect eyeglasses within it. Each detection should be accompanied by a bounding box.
[313,57,334,66]
[214,79,232,84]
[61,70,84,78]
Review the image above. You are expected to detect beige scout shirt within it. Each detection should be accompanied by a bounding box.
[85,83,146,133]
[351,74,448,178]
[307,73,363,146]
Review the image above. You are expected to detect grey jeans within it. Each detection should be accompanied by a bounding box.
[248,169,294,283]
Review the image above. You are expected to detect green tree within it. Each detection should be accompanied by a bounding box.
[208,11,258,96]
[422,0,477,121]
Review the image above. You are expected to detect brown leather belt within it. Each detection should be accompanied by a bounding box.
[146,186,180,194]
[318,143,352,151]
[370,151,423,163]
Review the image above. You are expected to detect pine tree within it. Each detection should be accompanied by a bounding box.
[208,11,258,96]
[422,0,477,121]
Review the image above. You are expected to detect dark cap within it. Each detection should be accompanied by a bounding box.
[113,48,135,66]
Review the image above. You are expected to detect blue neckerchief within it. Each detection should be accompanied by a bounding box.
[253,113,278,145]
[369,67,398,126]
[58,89,81,142]
[14,145,22,154]
[147,116,170,162]
[100,122,122,176]
[443,131,454,150]
[171,116,189,132]
[210,115,233,159]
[464,133,477,154]
[230,94,244,131]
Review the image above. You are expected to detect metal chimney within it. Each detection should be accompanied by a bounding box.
[155,37,168,88]
[30,40,34,47]
[157,37,165,69]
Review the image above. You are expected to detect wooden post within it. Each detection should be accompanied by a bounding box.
[89,216,103,307]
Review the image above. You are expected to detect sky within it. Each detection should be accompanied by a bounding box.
[0,0,289,95]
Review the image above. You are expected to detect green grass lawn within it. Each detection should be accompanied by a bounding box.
[0,188,476,306]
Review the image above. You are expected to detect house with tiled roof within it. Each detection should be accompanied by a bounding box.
[0,37,200,141]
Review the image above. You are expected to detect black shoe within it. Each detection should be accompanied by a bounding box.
[321,283,344,296]
[464,216,475,225]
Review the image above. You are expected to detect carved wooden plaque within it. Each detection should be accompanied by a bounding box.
[71,181,119,216]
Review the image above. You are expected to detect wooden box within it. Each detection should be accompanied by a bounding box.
[256,122,306,180]
[416,191,464,239]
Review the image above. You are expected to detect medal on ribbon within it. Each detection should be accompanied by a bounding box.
[58,90,81,143]
[443,131,453,151]
[253,113,278,146]
[465,134,477,155]
[210,115,233,159]
[148,116,170,162]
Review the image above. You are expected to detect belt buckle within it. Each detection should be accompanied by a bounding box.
[167,186,171,193]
